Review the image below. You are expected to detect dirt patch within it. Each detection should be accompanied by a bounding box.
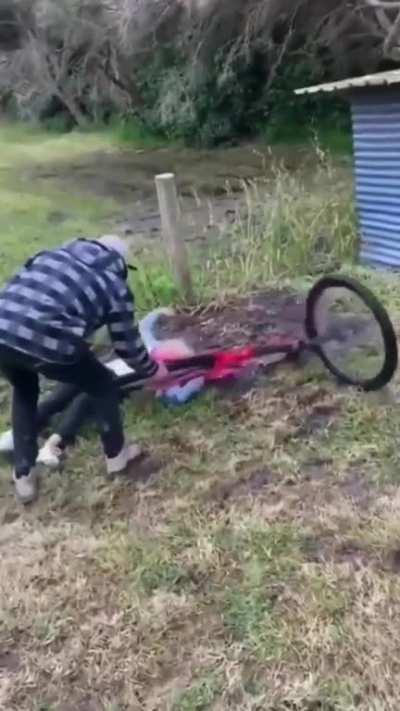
[290,467,374,526]
[33,142,309,204]
[386,550,400,574]
[57,700,99,711]
[1,508,20,525]
[0,650,20,673]
[158,291,306,352]
[310,545,400,575]
[47,210,70,225]
[334,544,371,568]
[296,404,338,439]
[210,468,274,508]
[31,141,350,253]
[303,536,373,569]
[119,454,164,485]
[304,459,333,482]
[32,143,279,251]
[275,701,337,711]
[303,463,373,510]
[340,471,373,509]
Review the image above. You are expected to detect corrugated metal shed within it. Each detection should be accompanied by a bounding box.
[352,89,400,267]
[295,69,400,95]
[294,70,400,268]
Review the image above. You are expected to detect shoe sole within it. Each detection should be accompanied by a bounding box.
[15,483,38,505]
[14,467,43,505]
[106,450,145,480]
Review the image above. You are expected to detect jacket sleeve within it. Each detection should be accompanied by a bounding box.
[106,278,158,378]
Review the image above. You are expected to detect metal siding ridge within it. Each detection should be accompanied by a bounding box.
[352,92,400,268]
[357,185,400,197]
[353,103,400,113]
[360,209,400,223]
[362,249,400,264]
[361,244,400,263]
[356,177,400,187]
[355,152,400,161]
[360,251,400,268]
[354,134,400,143]
[360,240,400,258]
[353,112,400,121]
[358,185,399,196]
[361,234,400,249]
[358,200,400,212]
[355,138,400,147]
[355,166,400,177]
[353,122,400,132]
[355,159,400,169]
[360,219,400,234]
[357,187,400,198]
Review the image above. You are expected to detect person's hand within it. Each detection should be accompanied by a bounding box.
[150,361,169,384]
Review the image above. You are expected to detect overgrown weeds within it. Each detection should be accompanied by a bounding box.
[188,156,357,301]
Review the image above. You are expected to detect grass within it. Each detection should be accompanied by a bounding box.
[201,156,357,298]
[1,121,400,709]
[263,120,353,156]
[107,118,169,149]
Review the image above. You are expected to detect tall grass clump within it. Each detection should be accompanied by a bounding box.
[200,161,358,298]
[124,151,358,308]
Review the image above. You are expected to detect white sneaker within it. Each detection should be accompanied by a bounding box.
[106,442,143,477]
[13,468,39,505]
[0,429,14,453]
[37,434,63,468]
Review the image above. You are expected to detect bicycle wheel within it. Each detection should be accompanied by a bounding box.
[304,275,398,391]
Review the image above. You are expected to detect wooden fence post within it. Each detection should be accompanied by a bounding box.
[155,172,194,302]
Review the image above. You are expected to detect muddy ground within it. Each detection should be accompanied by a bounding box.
[157,289,306,349]
[31,141,352,253]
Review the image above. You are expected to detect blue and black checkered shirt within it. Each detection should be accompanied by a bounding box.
[0,238,157,377]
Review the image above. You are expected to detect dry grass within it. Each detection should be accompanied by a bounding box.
[1,124,400,710]
[2,359,400,710]
[200,155,357,299]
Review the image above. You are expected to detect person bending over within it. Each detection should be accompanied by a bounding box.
[0,311,200,468]
[0,234,165,504]
[0,356,204,469]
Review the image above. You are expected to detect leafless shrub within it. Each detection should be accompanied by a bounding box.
[0,1,398,128]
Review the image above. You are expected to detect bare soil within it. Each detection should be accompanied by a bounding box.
[30,141,351,253]
[157,290,306,350]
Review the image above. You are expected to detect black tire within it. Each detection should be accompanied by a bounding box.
[305,275,398,391]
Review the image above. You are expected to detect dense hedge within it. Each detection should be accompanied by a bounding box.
[0,0,388,145]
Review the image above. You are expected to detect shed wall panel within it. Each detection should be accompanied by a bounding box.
[352,89,400,268]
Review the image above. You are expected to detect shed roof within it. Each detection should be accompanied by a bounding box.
[295,69,400,96]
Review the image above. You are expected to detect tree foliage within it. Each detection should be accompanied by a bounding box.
[0,1,399,142]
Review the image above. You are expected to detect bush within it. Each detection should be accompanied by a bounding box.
[115,44,350,147]
[263,58,351,140]
[0,0,383,145]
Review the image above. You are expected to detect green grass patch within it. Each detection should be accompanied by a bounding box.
[107,117,169,148]
[219,523,306,660]
[263,121,353,156]
[173,676,220,710]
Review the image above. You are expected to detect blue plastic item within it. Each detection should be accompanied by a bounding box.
[161,376,205,406]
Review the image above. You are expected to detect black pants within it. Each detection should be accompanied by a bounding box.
[35,381,129,444]
[36,383,96,444]
[0,345,124,477]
